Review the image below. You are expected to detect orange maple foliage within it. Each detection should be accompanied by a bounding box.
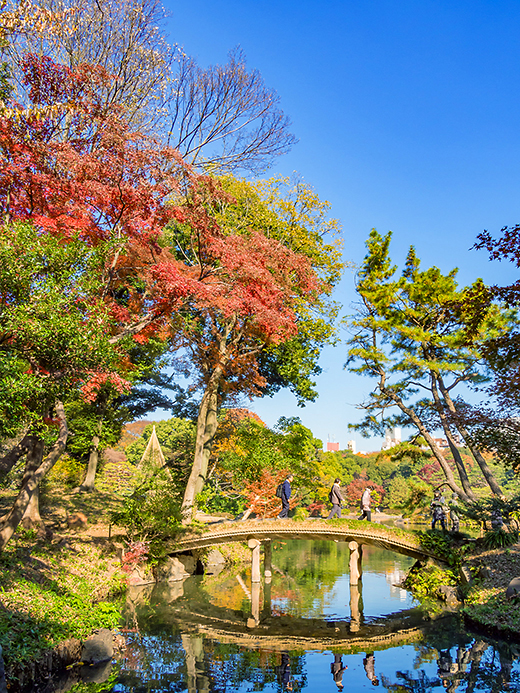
[242,469,298,518]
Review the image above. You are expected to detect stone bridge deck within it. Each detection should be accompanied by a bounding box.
[172,518,442,562]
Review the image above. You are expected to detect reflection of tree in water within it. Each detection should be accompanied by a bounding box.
[204,645,307,692]
[380,639,520,693]
[116,630,307,692]
[381,668,439,692]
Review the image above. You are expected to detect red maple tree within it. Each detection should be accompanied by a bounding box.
[242,469,298,518]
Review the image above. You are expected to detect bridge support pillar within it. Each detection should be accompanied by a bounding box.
[349,541,363,585]
[247,581,261,628]
[248,538,261,583]
[262,576,272,619]
[263,540,272,578]
[349,582,363,632]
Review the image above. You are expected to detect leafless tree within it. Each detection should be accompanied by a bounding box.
[7,1,296,172]
[166,48,297,174]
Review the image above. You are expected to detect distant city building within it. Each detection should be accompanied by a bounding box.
[381,427,402,450]
[327,441,340,452]
[347,440,357,454]
[433,437,449,449]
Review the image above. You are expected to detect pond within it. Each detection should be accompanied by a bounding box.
[113,541,520,692]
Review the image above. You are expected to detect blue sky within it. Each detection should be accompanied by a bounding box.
[162,0,520,451]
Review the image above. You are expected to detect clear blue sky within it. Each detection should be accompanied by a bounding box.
[162,0,520,451]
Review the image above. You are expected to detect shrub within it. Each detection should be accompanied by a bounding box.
[109,472,183,562]
[482,528,519,550]
[403,564,458,599]
[196,480,246,516]
[46,454,84,488]
[293,506,309,521]
[307,500,325,517]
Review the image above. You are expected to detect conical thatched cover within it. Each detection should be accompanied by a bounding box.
[138,425,165,469]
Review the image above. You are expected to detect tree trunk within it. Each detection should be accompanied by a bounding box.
[0,402,68,551]
[381,382,471,502]
[431,375,477,501]
[0,433,38,477]
[438,377,503,496]
[181,366,222,523]
[21,438,45,529]
[80,419,103,492]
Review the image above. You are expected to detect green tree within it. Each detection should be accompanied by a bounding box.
[125,417,196,480]
[0,224,123,547]
[217,416,321,489]
[346,230,507,501]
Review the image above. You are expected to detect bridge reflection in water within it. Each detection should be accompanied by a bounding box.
[120,540,520,693]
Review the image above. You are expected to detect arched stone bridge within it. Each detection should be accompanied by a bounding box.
[172,518,444,563]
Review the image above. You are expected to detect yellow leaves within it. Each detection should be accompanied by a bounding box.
[0,100,72,120]
[1,1,72,38]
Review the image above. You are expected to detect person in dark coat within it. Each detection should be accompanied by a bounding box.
[330,653,347,690]
[431,490,446,530]
[278,474,293,518]
[276,652,293,690]
[327,478,344,519]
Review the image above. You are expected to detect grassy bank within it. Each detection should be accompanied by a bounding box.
[0,489,128,685]
[462,545,520,639]
[0,530,127,683]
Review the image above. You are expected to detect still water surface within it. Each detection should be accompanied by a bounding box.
[113,540,520,692]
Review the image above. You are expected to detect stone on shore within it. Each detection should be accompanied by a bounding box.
[81,628,113,665]
[154,556,191,582]
[505,576,520,600]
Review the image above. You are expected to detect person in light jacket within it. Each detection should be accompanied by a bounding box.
[327,478,344,519]
[358,488,372,522]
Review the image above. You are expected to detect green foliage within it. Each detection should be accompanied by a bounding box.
[464,590,520,637]
[64,398,126,463]
[68,671,120,693]
[292,506,310,521]
[415,530,462,567]
[0,223,118,437]
[217,417,321,489]
[482,528,519,549]
[96,458,137,496]
[403,564,458,599]
[386,476,412,508]
[46,453,84,489]
[458,493,520,528]
[345,228,510,495]
[0,536,126,675]
[109,473,183,560]
[125,417,196,476]
[213,175,344,405]
[397,478,432,516]
[195,479,246,516]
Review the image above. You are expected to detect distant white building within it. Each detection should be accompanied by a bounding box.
[347,440,357,454]
[382,427,402,450]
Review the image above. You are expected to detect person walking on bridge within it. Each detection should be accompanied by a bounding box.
[327,478,344,519]
[358,487,372,522]
[278,474,293,518]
